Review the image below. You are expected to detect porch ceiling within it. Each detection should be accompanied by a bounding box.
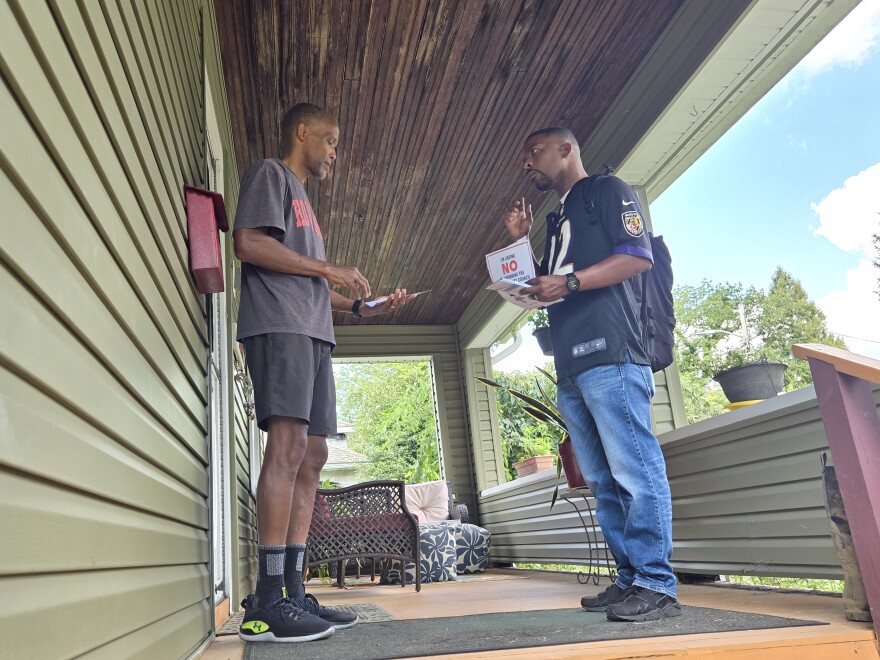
[215,0,746,325]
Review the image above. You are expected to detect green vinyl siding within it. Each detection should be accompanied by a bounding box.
[0,0,243,656]
[463,348,506,492]
[480,386,880,578]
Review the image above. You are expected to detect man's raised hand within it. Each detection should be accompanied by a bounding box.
[504,197,533,241]
[326,265,371,300]
[361,289,418,317]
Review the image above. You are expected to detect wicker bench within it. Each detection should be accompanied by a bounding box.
[306,480,422,591]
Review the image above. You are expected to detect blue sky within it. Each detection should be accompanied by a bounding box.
[651,2,880,305]
[497,0,880,370]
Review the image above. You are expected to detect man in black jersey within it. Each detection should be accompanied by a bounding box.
[504,127,680,622]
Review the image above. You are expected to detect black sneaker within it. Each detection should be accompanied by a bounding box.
[239,593,335,642]
[300,593,359,630]
[606,586,682,622]
[581,583,627,611]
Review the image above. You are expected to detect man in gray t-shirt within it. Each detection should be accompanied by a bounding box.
[233,103,414,643]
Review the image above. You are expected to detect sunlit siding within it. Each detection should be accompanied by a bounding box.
[463,348,506,493]
[481,386,880,578]
[332,325,477,517]
[0,0,234,656]
[233,363,258,599]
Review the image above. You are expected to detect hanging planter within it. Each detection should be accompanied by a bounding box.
[531,309,553,356]
[713,361,787,403]
[533,327,553,356]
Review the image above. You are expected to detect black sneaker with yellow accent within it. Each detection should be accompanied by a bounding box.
[300,593,359,630]
[238,593,334,643]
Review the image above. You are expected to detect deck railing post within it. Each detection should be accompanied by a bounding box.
[806,356,880,637]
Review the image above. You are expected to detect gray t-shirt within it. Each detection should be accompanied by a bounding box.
[234,158,335,345]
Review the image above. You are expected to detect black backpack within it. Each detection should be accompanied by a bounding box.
[583,175,676,373]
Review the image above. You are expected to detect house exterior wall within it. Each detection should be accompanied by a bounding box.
[463,347,507,492]
[332,325,478,517]
[0,1,245,656]
[480,386,880,578]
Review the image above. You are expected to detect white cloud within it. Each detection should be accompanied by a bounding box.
[818,258,880,358]
[812,163,880,358]
[799,0,880,77]
[810,162,880,255]
[787,134,808,152]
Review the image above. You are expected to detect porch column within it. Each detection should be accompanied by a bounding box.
[462,347,507,492]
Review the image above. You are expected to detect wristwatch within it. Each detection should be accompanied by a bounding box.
[565,273,581,293]
[351,299,363,319]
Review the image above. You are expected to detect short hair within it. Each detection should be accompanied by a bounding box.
[526,126,580,151]
[280,103,337,154]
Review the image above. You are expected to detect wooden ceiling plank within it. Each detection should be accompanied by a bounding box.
[387,0,585,316]
[367,0,481,296]
[345,0,429,287]
[218,0,696,326]
[402,3,672,320]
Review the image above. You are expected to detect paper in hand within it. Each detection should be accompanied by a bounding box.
[364,290,431,308]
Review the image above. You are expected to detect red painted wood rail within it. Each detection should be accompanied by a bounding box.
[793,343,880,640]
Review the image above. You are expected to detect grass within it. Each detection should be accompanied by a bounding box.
[514,564,846,593]
[724,575,844,592]
[515,563,592,573]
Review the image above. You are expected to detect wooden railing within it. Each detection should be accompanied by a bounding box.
[792,343,880,637]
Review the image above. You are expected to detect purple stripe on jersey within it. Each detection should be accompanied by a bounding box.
[612,245,654,263]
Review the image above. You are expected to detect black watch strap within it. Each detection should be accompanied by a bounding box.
[352,299,363,319]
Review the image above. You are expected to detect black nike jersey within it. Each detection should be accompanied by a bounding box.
[540,175,654,378]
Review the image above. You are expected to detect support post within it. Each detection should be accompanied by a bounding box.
[806,357,880,636]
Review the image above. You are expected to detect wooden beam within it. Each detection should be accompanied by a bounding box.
[805,356,880,639]
[794,343,880,385]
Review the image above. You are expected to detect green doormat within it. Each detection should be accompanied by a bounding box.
[244,606,825,659]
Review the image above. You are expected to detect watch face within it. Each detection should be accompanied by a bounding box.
[566,274,579,291]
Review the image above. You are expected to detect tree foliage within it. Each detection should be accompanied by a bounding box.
[491,368,564,480]
[674,267,845,422]
[335,362,441,483]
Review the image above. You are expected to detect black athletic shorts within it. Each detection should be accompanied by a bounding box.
[242,333,337,435]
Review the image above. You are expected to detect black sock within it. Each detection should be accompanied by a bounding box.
[284,544,307,604]
[256,544,286,604]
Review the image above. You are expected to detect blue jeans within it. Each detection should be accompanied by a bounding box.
[557,357,677,598]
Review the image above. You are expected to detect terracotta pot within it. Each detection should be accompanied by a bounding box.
[558,439,587,489]
[514,455,555,478]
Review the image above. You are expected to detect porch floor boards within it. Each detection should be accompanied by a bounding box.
[203,569,878,659]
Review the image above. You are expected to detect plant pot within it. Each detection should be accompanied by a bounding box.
[533,327,553,355]
[558,439,587,489]
[713,361,787,403]
[514,455,555,478]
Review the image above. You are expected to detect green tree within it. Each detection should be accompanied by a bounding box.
[673,268,845,423]
[757,268,846,389]
[336,362,441,483]
[491,368,564,480]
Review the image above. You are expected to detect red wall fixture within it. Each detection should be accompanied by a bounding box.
[184,185,228,293]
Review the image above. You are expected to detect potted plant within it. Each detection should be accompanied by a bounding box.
[477,367,585,507]
[513,454,555,477]
[695,303,788,404]
[530,309,553,355]
[711,349,787,404]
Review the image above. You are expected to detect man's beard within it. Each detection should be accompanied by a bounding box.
[533,174,554,191]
